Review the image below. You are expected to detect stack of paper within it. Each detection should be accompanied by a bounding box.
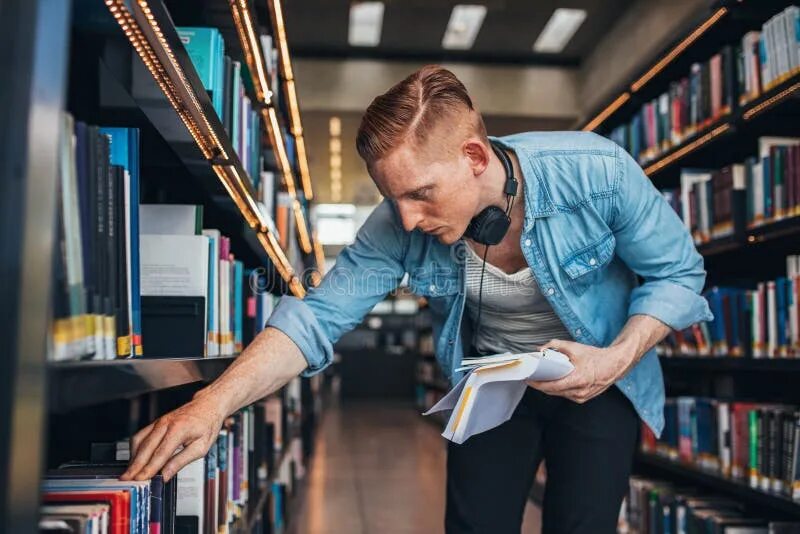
[424,349,574,444]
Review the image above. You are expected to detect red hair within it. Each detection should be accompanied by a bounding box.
[356,65,487,165]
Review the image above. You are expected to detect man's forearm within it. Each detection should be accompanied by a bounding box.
[610,314,672,374]
[193,326,308,418]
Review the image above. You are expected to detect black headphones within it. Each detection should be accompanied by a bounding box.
[463,141,518,245]
[464,140,519,350]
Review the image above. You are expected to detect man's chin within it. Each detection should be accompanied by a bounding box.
[436,231,460,245]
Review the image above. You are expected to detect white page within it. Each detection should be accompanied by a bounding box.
[140,235,209,297]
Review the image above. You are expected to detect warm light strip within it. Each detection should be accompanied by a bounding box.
[312,231,326,277]
[257,232,292,281]
[210,165,261,229]
[742,81,800,120]
[225,165,269,229]
[295,134,313,200]
[231,0,272,103]
[293,200,313,254]
[265,230,297,280]
[107,1,216,159]
[289,278,306,298]
[643,123,731,176]
[261,107,296,194]
[268,0,294,81]
[267,0,314,201]
[631,7,728,92]
[133,0,227,159]
[286,79,303,135]
[582,92,631,132]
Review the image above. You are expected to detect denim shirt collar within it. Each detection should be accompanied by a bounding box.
[489,135,558,233]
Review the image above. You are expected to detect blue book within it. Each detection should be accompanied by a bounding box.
[705,288,727,354]
[776,277,788,354]
[100,127,142,356]
[176,27,223,116]
[763,155,773,219]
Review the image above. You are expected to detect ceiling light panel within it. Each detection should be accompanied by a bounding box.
[442,5,487,50]
[533,8,587,53]
[349,2,384,47]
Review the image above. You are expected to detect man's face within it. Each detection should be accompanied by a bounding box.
[369,126,487,245]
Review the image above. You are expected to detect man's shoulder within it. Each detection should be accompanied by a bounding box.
[495,131,618,157]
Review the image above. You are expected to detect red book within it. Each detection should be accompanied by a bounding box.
[43,490,129,534]
[730,402,758,480]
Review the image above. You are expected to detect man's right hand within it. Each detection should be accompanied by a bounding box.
[120,394,225,483]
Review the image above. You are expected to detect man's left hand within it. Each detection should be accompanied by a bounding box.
[527,338,634,404]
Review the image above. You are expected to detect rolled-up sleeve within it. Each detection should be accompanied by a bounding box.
[611,146,713,330]
[266,201,408,376]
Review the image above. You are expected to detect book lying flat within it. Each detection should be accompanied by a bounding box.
[424,349,574,444]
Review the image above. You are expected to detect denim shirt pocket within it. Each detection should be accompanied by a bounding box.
[408,269,461,314]
[558,232,616,296]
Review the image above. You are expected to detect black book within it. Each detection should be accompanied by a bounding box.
[721,45,736,113]
[782,411,797,497]
[112,164,130,357]
[759,408,770,491]
[223,55,233,135]
[701,60,712,124]
[768,408,783,493]
[105,162,118,359]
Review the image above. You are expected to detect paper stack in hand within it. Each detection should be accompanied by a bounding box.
[423,349,574,444]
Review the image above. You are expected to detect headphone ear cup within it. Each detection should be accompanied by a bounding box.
[464,206,510,246]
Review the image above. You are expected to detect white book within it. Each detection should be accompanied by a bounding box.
[785,7,800,74]
[679,169,712,233]
[177,457,205,534]
[717,402,731,477]
[140,204,201,235]
[140,234,210,355]
[767,281,778,358]
[424,350,574,444]
[202,229,221,357]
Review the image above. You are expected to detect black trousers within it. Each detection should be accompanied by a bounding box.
[445,386,639,534]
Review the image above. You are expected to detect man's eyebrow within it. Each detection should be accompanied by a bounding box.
[400,184,435,198]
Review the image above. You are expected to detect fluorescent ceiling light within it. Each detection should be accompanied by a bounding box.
[442,5,487,50]
[533,8,587,53]
[349,2,384,47]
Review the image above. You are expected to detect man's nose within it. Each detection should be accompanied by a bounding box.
[397,202,423,233]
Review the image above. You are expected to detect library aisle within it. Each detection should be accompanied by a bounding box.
[288,400,541,534]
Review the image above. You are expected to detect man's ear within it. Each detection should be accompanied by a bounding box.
[463,139,490,176]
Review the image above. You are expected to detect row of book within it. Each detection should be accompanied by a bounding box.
[39,393,304,534]
[53,115,143,360]
[663,138,800,245]
[139,205,279,358]
[607,6,800,166]
[609,45,737,164]
[658,255,800,359]
[176,27,263,183]
[640,397,800,501]
[51,112,289,361]
[622,475,800,534]
[754,6,800,96]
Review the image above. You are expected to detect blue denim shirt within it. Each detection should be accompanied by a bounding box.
[267,132,713,436]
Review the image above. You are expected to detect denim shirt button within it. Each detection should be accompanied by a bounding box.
[546,287,555,296]
[575,328,582,336]
[429,284,436,293]
[524,239,532,247]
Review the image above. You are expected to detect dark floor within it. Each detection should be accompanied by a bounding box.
[289,400,541,534]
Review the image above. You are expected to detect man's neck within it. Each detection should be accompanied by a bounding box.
[482,146,525,221]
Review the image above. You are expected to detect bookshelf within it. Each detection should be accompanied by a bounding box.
[2,0,324,531]
[580,0,800,526]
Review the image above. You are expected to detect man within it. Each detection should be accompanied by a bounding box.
[122,65,711,533]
